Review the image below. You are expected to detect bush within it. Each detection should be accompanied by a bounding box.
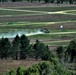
[16,67,26,75]
[4,61,72,75]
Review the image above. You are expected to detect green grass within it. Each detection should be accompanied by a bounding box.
[29,33,76,46]
[0,7,76,22]
[31,40,70,46]
[29,14,76,22]
[66,11,76,14]
[0,6,76,46]
[28,33,76,40]
[15,6,76,12]
[0,28,38,33]
[0,10,41,16]
[44,41,70,46]
[0,21,76,30]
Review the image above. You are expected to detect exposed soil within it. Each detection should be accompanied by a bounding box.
[0,60,42,75]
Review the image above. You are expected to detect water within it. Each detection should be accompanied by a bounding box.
[0,29,44,38]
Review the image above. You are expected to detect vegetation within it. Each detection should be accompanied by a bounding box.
[0,35,76,63]
[56,46,65,63]
[0,6,75,47]
[33,40,51,60]
[3,61,75,75]
[12,35,20,60]
[0,38,11,59]
[0,0,76,4]
[0,2,76,75]
[0,34,51,60]
[66,39,76,62]
[15,6,76,12]
[56,39,76,63]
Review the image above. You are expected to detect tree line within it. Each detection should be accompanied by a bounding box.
[56,39,76,63]
[0,34,51,60]
[44,0,76,4]
[0,0,76,4]
[0,34,76,62]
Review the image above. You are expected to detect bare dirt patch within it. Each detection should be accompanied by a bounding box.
[0,60,42,75]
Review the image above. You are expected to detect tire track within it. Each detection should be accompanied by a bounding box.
[0,8,76,16]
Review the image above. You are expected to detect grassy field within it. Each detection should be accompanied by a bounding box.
[13,6,76,12]
[0,5,76,45]
[0,3,76,75]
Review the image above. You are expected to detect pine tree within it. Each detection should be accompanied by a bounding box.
[56,46,65,63]
[0,38,11,59]
[33,40,51,60]
[27,44,35,59]
[67,39,76,62]
[44,0,50,3]
[33,40,41,60]
[12,35,20,60]
[20,34,30,59]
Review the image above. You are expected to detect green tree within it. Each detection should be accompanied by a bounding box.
[56,46,65,63]
[20,34,30,59]
[27,65,39,75]
[4,38,11,58]
[8,69,16,75]
[27,44,35,59]
[67,39,76,62]
[38,62,51,75]
[60,0,64,4]
[33,40,51,60]
[44,0,50,3]
[27,0,30,2]
[50,0,54,3]
[4,61,72,75]
[69,0,73,4]
[33,40,41,60]
[0,38,11,59]
[30,0,33,2]
[16,67,26,75]
[57,0,60,4]
[12,0,15,2]
[40,45,51,60]
[12,35,20,60]
[38,0,41,2]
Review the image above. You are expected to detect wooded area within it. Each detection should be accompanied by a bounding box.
[0,34,76,63]
[0,0,76,4]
